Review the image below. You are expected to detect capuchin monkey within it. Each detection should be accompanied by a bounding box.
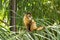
[23,13,44,32]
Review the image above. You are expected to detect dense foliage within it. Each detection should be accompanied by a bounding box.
[0,0,60,40]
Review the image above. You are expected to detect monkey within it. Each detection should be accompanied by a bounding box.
[23,13,32,31]
[23,13,44,31]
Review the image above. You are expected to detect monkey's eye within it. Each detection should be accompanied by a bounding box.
[28,15,31,17]
[27,14,31,17]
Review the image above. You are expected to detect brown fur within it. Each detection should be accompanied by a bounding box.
[23,13,44,31]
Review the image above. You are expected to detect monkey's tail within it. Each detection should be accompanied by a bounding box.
[37,26,44,31]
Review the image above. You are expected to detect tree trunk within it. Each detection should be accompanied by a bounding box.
[9,0,17,32]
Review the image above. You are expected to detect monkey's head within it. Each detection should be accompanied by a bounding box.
[25,13,32,20]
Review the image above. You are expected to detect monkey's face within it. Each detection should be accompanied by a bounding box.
[26,14,32,20]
